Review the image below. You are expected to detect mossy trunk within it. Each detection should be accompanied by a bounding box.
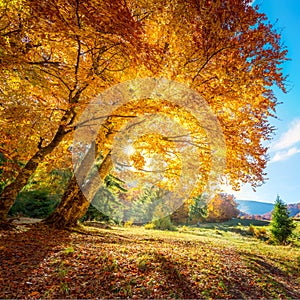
[0,155,39,223]
[0,126,67,226]
[45,150,112,228]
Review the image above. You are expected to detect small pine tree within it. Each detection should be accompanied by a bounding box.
[188,194,208,222]
[270,195,296,245]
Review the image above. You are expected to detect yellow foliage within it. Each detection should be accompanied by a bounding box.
[0,0,288,214]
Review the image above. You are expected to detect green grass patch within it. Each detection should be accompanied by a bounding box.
[1,221,299,299]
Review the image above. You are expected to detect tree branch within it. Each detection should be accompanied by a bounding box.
[192,46,232,82]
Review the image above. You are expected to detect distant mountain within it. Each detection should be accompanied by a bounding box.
[237,200,300,220]
[287,203,300,216]
[236,200,274,215]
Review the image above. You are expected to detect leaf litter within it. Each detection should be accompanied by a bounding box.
[0,223,299,299]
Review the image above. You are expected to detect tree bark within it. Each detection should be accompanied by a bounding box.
[43,175,90,228]
[0,125,68,226]
[44,150,112,228]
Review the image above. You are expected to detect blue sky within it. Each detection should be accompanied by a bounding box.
[228,1,300,204]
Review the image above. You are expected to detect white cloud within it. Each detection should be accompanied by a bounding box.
[271,119,300,151]
[270,147,300,163]
[249,0,256,6]
[269,119,300,163]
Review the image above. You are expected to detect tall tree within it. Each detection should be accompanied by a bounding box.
[1,0,288,228]
[45,96,211,227]
[0,0,152,226]
[270,195,296,245]
[48,0,287,228]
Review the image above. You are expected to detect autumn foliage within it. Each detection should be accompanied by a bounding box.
[1,2,299,298]
[206,193,239,222]
[0,0,288,227]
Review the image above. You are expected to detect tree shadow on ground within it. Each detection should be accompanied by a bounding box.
[151,251,199,299]
[239,252,300,299]
[0,224,71,298]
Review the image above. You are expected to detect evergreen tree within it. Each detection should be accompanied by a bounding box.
[188,194,208,223]
[270,195,296,245]
[82,174,127,223]
[128,186,171,224]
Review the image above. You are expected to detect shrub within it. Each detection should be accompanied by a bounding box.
[257,227,267,235]
[248,224,255,234]
[124,219,134,228]
[144,223,155,230]
[180,225,189,232]
[254,227,267,239]
[9,189,59,218]
[144,217,177,231]
[249,224,268,239]
[153,216,177,231]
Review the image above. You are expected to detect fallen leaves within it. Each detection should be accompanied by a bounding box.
[0,223,299,299]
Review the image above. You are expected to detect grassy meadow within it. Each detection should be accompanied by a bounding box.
[0,219,299,299]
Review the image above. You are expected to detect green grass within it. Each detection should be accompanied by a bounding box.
[103,222,300,298]
[1,221,299,299]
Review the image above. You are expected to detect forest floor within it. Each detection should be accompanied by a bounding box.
[0,221,299,299]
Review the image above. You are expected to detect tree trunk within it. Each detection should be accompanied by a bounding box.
[0,125,67,226]
[44,150,112,228]
[43,175,90,228]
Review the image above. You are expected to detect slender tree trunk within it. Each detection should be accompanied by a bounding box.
[44,150,112,228]
[0,125,67,226]
[0,155,39,222]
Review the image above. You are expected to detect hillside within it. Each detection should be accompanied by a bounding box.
[0,222,299,299]
[237,200,300,219]
[236,200,274,215]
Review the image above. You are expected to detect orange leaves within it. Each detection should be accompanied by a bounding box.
[0,0,155,184]
[130,152,146,171]
[0,0,288,202]
[131,1,287,190]
[29,291,40,297]
[206,193,239,222]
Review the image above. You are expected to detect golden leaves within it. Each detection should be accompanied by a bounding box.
[1,0,288,195]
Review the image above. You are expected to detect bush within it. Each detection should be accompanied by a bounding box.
[254,227,267,239]
[144,216,177,231]
[124,219,134,228]
[255,227,267,237]
[9,189,59,218]
[179,225,189,232]
[248,224,255,235]
[144,223,155,230]
[249,224,268,240]
[153,216,177,231]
